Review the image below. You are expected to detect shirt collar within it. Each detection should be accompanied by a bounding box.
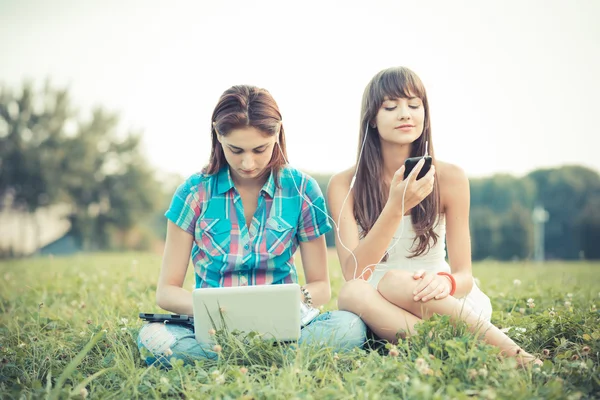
[261,170,276,198]
[216,166,277,198]
[216,167,235,194]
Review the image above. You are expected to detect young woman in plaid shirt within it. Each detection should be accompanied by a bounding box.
[137,85,366,367]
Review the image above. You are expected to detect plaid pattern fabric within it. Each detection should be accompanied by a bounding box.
[165,166,332,288]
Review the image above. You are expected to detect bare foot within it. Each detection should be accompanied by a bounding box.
[514,348,543,368]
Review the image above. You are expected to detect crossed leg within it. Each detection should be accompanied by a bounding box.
[338,270,541,367]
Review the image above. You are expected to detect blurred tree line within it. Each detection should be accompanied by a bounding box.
[0,81,164,256]
[311,165,600,261]
[1,81,599,260]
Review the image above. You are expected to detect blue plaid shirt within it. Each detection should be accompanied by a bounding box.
[166,166,332,288]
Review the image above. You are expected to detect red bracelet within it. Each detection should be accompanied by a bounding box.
[437,272,456,296]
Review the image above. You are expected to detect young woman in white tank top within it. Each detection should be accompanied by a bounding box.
[327,66,541,367]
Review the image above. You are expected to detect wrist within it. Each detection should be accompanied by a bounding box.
[382,202,408,220]
[300,286,313,307]
[437,272,456,296]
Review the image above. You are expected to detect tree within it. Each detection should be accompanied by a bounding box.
[496,204,534,260]
[0,81,73,254]
[470,207,501,261]
[576,195,600,260]
[60,108,159,250]
[470,174,537,213]
[527,166,600,259]
[0,81,160,254]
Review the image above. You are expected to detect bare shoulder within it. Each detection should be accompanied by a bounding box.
[436,160,469,187]
[328,167,355,193]
[436,160,469,212]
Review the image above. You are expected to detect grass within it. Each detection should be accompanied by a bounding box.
[0,252,599,399]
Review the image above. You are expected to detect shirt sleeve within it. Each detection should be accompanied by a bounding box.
[297,175,333,242]
[164,175,203,235]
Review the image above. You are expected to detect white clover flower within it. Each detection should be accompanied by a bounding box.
[415,358,430,374]
[567,293,573,298]
[513,279,522,286]
[120,318,128,325]
[564,301,572,307]
[527,298,534,304]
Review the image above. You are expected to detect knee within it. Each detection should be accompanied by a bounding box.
[337,279,375,314]
[137,323,177,366]
[335,310,367,344]
[138,323,177,356]
[317,310,367,351]
[377,270,417,305]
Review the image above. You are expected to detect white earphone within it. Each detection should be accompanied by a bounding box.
[277,122,425,281]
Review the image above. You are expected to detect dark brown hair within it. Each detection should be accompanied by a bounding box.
[206,85,288,183]
[353,67,440,257]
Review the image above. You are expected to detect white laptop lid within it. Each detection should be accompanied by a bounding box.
[192,283,301,343]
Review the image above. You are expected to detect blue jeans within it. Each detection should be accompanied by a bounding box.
[137,310,366,367]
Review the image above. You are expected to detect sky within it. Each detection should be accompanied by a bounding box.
[1,0,599,179]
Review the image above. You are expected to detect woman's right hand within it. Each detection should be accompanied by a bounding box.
[388,158,436,215]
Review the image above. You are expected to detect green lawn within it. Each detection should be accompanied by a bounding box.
[0,253,598,399]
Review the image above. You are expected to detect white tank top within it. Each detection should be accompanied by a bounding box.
[366,214,450,286]
[361,214,493,321]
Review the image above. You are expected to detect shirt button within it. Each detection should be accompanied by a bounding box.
[244,244,250,250]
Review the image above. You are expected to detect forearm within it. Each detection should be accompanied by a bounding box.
[302,280,331,307]
[341,204,404,280]
[156,285,194,315]
[450,270,474,298]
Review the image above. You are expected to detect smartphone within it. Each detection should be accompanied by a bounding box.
[139,313,194,326]
[404,156,432,180]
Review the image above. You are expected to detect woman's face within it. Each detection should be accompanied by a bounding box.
[374,95,425,146]
[217,126,278,183]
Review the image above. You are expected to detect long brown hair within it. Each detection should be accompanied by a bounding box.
[353,67,440,257]
[206,85,288,183]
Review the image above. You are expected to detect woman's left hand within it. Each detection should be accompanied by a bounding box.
[412,270,452,302]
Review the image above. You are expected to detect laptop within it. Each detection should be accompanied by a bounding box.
[192,283,301,344]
